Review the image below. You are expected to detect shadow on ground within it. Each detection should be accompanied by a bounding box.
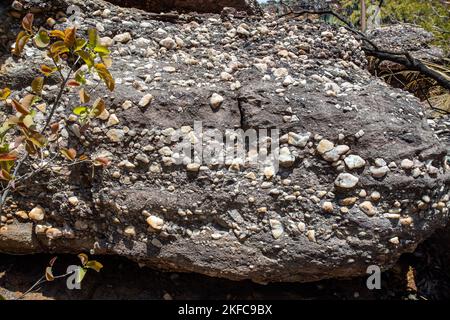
[2,225,450,300]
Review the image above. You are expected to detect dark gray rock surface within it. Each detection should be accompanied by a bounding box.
[0,0,449,283]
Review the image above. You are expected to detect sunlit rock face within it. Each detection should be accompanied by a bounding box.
[0,0,449,283]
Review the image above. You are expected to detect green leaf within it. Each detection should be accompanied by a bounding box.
[76,50,94,69]
[88,28,98,49]
[73,106,88,115]
[0,88,11,101]
[31,77,44,95]
[75,38,87,52]
[85,260,103,272]
[0,159,15,175]
[13,31,30,56]
[76,267,87,284]
[94,63,115,91]
[74,70,87,85]
[0,144,9,153]
[34,29,50,49]
[0,118,18,138]
[0,293,6,300]
[94,45,110,55]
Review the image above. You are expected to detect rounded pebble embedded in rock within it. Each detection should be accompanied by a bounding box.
[359,201,377,216]
[68,196,79,206]
[159,37,176,50]
[124,226,136,237]
[269,219,284,239]
[317,139,334,154]
[146,215,164,230]
[187,163,201,172]
[344,155,366,169]
[210,93,224,109]
[29,206,45,221]
[401,159,414,170]
[334,173,359,189]
[139,94,153,107]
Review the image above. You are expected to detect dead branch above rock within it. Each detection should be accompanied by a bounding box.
[279,9,450,91]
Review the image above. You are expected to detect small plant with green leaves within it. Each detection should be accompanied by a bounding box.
[0,12,115,212]
[16,254,103,300]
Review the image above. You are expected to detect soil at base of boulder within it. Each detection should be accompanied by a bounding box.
[0,0,449,284]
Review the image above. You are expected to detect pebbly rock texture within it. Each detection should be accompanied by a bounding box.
[368,24,446,70]
[0,0,449,283]
[105,0,262,15]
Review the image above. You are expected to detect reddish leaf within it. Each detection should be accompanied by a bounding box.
[67,80,81,87]
[78,253,89,266]
[21,94,35,109]
[50,123,59,134]
[94,157,111,167]
[25,140,37,155]
[0,153,17,162]
[22,13,34,32]
[40,64,57,76]
[48,256,58,267]
[60,148,77,161]
[12,99,30,115]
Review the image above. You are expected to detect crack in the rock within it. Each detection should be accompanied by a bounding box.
[237,95,247,130]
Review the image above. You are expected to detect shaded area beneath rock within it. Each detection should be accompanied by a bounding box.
[0,253,415,300]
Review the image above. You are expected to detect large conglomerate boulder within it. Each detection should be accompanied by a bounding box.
[0,0,449,283]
